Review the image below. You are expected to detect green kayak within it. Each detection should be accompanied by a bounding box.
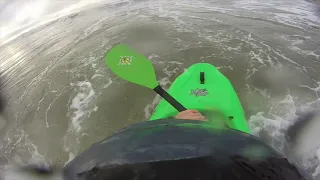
[150,63,250,134]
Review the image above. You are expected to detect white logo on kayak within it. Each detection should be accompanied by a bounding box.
[119,56,133,65]
[190,88,208,97]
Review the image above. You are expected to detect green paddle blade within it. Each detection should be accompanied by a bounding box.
[105,44,158,89]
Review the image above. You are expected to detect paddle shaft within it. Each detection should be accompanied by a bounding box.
[153,85,187,112]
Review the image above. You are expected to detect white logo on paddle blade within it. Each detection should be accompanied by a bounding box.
[119,56,133,65]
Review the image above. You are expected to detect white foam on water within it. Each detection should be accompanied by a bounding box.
[249,112,283,138]
[246,68,259,80]
[69,81,96,133]
[216,66,234,71]
[163,67,180,77]
[300,81,320,92]
[231,0,320,30]
[4,129,47,165]
[290,45,320,61]
[274,3,320,29]
[148,54,160,60]
[227,45,242,52]
[63,80,99,162]
[27,141,47,165]
[66,152,76,165]
[280,35,320,62]
[83,17,108,38]
[291,83,320,178]
[91,74,104,79]
[248,88,320,178]
[103,78,113,89]
[248,95,295,154]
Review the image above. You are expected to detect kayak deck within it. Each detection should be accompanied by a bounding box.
[150,63,250,133]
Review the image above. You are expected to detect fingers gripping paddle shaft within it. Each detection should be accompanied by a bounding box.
[105,44,187,112]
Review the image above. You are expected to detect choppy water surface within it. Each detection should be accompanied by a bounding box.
[0,0,320,178]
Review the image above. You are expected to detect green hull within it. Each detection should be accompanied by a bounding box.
[150,63,250,133]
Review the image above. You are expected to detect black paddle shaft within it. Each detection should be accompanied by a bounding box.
[153,85,187,112]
